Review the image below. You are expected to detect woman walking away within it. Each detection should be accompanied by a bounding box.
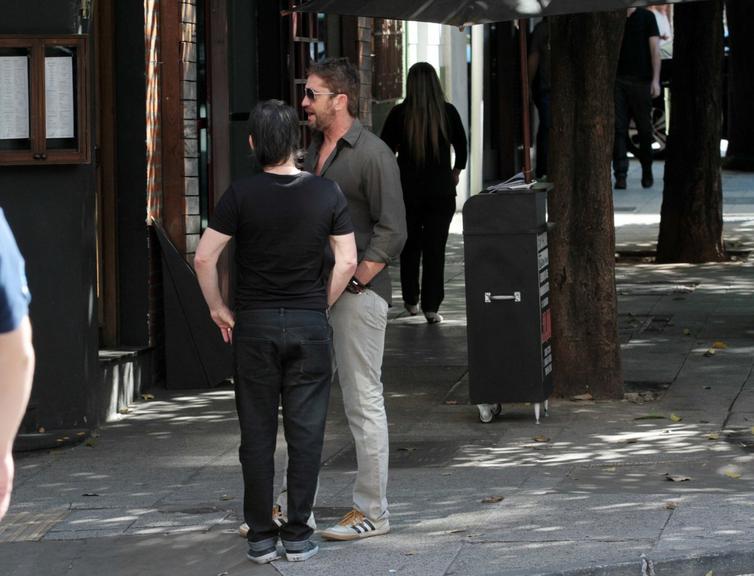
[381,62,468,324]
[194,100,356,564]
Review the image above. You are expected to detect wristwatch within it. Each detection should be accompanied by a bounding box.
[345,276,368,294]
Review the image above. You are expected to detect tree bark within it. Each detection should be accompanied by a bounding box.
[656,1,725,263]
[549,12,624,400]
[724,0,754,170]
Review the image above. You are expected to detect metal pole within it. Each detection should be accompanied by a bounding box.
[470,24,485,196]
[518,19,533,184]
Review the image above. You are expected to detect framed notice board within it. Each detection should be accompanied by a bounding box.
[0,35,89,165]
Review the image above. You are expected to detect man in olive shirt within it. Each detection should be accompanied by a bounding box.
[301,58,406,541]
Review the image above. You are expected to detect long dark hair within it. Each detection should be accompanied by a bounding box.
[403,62,448,166]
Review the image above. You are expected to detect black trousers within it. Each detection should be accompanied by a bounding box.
[233,308,331,545]
[613,77,653,178]
[400,194,456,313]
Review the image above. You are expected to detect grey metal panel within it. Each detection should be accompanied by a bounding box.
[294,0,704,26]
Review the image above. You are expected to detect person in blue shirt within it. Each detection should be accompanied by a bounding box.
[0,209,34,520]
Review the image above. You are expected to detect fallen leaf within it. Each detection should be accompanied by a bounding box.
[571,393,593,401]
[711,341,728,349]
[664,473,691,482]
[683,328,692,336]
[724,470,742,479]
[634,414,666,420]
[703,349,716,357]
[481,495,504,504]
[670,414,683,422]
[704,571,713,576]
[77,431,86,436]
[141,393,155,401]
[219,495,233,501]
[85,438,97,447]
[705,433,720,440]
[533,435,550,443]
[664,501,678,510]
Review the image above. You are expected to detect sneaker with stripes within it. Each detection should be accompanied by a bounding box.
[321,509,390,541]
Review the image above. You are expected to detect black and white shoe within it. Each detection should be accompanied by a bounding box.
[321,509,390,541]
[284,540,319,562]
[247,541,280,564]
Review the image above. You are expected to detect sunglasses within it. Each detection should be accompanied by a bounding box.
[304,87,339,100]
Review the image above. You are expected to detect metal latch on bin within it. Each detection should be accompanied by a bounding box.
[484,291,521,303]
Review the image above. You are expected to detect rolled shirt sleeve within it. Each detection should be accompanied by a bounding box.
[361,147,407,265]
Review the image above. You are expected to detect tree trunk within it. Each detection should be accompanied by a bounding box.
[656,1,725,263]
[549,12,624,400]
[724,0,754,170]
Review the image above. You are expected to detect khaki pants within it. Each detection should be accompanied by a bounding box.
[329,289,390,521]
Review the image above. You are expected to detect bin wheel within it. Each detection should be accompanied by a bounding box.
[478,403,502,423]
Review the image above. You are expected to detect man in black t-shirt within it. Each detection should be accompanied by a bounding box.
[613,7,661,190]
[194,100,356,564]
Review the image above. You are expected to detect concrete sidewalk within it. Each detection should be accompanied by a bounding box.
[2,161,754,576]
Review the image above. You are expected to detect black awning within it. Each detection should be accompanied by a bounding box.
[293,0,693,26]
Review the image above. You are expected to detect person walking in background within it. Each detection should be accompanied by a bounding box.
[194,100,356,564]
[301,57,406,541]
[528,19,551,180]
[613,7,661,190]
[381,62,468,324]
[0,209,34,521]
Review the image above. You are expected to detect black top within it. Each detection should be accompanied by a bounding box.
[380,101,468,199]
[529,20,551,95]
[209,171,353,311]
[617,8,659,81]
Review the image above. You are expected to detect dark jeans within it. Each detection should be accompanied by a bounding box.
[400,193,456,313]
[613,76,653,178]
[233,308,331,545]
[533,91,551,178]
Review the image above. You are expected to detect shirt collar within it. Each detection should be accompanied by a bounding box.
[312,117,363,149]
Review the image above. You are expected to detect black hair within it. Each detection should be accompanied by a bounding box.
[247,99,300,167]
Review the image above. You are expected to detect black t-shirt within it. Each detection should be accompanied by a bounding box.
[617,8,660,81]
[209,171,353,311]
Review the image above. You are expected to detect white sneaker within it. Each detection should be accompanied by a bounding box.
[321,509,390,541]
[425,311,443,324]
[405,304,419,316]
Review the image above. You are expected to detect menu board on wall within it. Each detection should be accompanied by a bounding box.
[0,56,30,140]
[45,56,74,139]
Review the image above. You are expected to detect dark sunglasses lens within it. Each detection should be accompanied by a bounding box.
[305,88,314,99]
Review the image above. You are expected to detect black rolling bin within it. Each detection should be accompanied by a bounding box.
[462,183,553,423]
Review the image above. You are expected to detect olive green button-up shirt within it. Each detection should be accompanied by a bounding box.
[305,119,407,305]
